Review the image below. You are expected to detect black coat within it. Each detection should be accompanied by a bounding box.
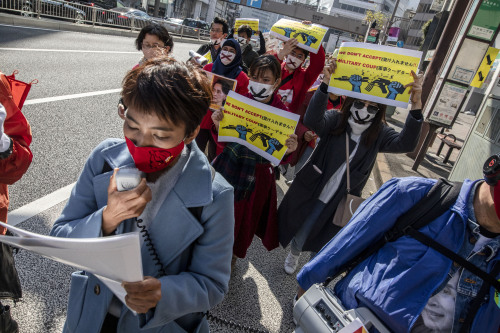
[278,86,423,252]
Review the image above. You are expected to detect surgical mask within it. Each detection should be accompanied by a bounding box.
[125,137,184,173]
[220,50,235,65]
[237,37,248,46]
[286,55,303,70]
[248,81,275,102]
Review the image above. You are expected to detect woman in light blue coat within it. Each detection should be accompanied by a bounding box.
[50,58,235,333]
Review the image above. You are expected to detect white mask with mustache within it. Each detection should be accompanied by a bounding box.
[286,55,303,69]
[347,104,376,135]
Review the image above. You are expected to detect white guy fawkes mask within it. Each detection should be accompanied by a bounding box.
[347,100,379,135]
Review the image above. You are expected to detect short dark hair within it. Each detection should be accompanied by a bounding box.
[249,54,282,82]
[135,24,174,52]
[331,97,387,147]
[214,80,231,95]
[121,57,211,136]
[212,17,229,34]
[293,47,309,59]
[237,24,252,39]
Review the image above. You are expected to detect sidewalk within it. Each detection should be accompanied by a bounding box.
[372,107,476,187]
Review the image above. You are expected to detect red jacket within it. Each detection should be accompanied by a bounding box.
[276,46,325,114]
[0,73,33,234]
[200,63,250,130]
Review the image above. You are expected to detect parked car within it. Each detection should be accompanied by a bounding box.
[0,0,86,23]
[105,7,152,29]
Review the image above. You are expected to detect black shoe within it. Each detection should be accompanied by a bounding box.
[0,305,19,333]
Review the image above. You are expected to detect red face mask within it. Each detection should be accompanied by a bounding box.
[125,137,184,173]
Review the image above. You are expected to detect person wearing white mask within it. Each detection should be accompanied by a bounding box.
[211,54,298,267]
[275,23,325,116]
[193,17,228,65]
[196,39,249,162]
[278,60,424,275]
[235,24,259,73]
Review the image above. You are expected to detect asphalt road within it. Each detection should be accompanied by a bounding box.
[0,24,378,333]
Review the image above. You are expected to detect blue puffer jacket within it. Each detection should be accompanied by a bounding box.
[297,177,500,333]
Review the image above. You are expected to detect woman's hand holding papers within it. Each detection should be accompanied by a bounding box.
[122,276,161,313]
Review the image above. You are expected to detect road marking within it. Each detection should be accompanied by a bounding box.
[8,182,75,226]
[24,88,121,105]
[0,23,63,32]
[0,47,138,54]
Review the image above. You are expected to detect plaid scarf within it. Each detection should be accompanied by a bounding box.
[212,143,267,201]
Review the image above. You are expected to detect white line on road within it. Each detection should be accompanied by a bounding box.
[0,47,138,54]
[24,88,121,105]
[0,23,63,32]
[8,182,75,226]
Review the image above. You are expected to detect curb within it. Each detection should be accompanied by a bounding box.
[0,12,207,44]
[372,153,392,189]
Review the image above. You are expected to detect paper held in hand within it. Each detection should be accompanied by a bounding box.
[328,42,422,108]
[234,18,259,33]
[0,221,143,311]
[270,18,328,54]
[218,91,299,165]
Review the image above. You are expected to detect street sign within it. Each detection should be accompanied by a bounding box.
[397,40,404,48]
[246,0,262,9]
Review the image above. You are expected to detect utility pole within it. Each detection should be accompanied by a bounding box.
[381,0,400,44]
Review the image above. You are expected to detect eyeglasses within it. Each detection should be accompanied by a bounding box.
[142,42,165,50]
[353,100,379,114]
[210,29,223,33]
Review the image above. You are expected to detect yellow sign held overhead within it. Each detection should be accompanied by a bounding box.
[471,47,500,88]
[270,18,327,54]
[234,18,259,34]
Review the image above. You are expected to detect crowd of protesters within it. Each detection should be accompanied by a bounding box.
[1,14,499,333]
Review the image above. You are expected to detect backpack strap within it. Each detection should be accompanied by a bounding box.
[324,178,460,286]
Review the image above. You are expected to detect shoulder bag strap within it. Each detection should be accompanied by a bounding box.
[278,71,294,89]
[345,132,350,194]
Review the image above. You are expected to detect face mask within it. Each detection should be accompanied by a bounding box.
[125,137,184,173]
[220,50,235,65]
[237,37,248,46]
[348,102,378,135]
[286,55,303,70]
[248,81,275,101]
[211,38,221,46]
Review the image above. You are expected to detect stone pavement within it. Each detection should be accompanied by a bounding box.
[373,107,476,186]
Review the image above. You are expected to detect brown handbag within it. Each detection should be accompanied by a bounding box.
[332,133,365,227]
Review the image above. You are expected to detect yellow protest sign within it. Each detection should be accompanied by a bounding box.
[202,50,213,64]
[270,18,327,54]
[218,91,300,164]
[471,47,500,88]
[328,42,422,108]
[234,18,259,34]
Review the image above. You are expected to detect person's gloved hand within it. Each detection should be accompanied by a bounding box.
[0,103,11,153]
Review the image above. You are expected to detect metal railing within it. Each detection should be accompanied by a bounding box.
[0,0,210,40]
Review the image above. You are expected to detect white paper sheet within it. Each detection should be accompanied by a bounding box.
[0,222,143,309]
